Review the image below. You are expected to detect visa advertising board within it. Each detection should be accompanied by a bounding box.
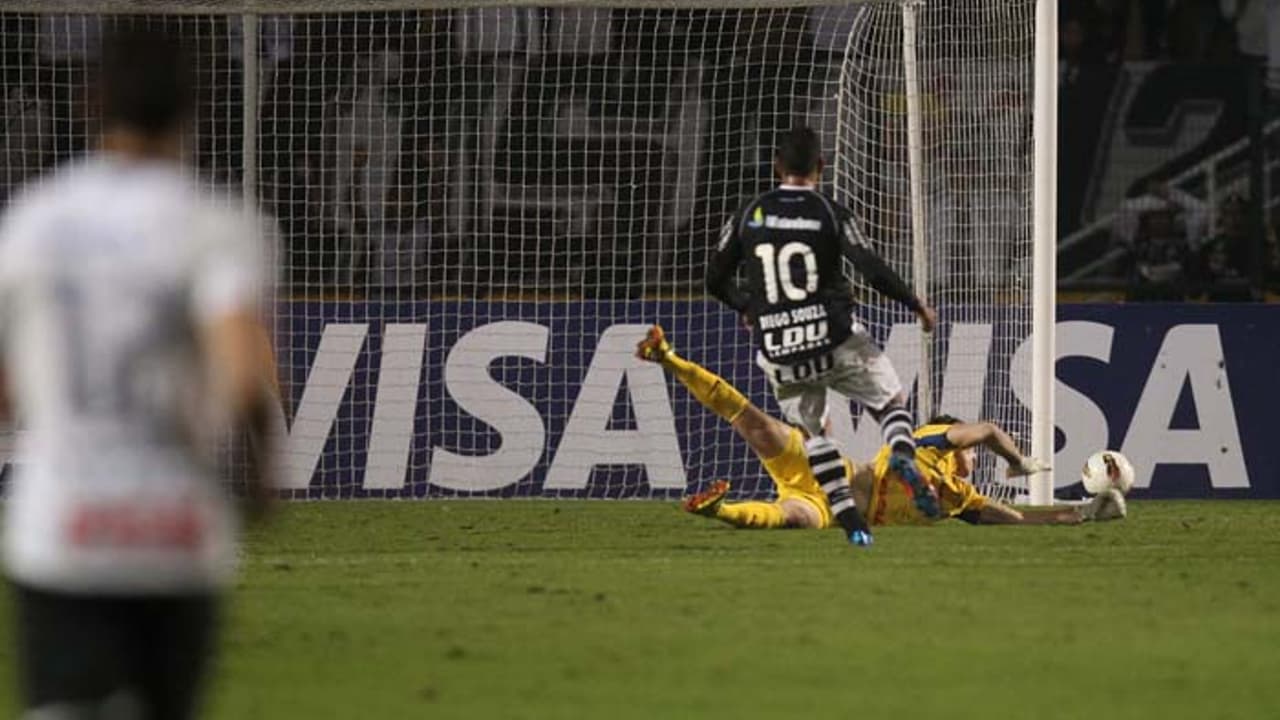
[2,302,1276,499]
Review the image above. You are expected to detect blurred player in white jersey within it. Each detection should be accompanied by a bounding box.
[0,28,276,720]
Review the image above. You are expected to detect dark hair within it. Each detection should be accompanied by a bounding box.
[99,26,193,135]
[928,414,963,426]
[776,126,822,176]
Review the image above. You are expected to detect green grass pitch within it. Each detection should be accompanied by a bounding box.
[2,500,1279,719]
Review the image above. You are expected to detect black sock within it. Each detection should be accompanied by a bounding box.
[804,436,870,536]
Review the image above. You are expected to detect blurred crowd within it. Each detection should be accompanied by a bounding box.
[1112,184,1280,300]
[1062,0,1280,68]
[1061,0,1280,300]
[1,5,1277,301]
[0,11,820,298]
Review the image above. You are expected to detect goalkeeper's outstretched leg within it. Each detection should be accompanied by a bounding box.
[636,326,871,545]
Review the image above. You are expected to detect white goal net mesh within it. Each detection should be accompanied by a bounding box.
[0,1,1039,504]
[834,0,1036,502]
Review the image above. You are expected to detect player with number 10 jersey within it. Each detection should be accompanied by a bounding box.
[706,125,942,525]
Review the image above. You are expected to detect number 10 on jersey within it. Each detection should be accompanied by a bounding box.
[754,242,818,303]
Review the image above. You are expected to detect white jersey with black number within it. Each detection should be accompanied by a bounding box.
[0,155,263,594]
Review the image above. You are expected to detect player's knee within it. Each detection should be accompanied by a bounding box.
[736,412,772,442]
[780,499,822,529]
[742,425,774,453]
[734,410,789,458]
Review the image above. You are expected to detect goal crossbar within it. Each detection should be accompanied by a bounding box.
[0,0,877,14]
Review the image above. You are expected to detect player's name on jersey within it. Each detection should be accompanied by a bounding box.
[758,303,829,330]
[756,214,823,231]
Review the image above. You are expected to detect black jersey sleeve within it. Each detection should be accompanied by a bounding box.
[705,214,751,313]
[835,209,922,313]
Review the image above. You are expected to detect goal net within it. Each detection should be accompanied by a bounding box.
[0,1,1050,504]
[834,0,1039,502]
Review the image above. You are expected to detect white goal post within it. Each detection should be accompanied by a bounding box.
[1031,0,1058,506]
[0,0,1056,505]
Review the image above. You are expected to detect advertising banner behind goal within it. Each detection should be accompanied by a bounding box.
[9,301,1270,500]
[3,301,1275,499]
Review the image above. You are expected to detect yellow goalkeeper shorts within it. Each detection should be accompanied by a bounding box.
[760,428,835,530]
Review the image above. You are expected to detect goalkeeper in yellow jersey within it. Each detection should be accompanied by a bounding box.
[636,325,876,546]
[848,418,1094,526]
[637,326,1106,530]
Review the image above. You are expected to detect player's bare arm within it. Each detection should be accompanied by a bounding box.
[968,502,1083,526]
[943,420,1050,477]
[202,310,277,519]
[960,483,1126,526]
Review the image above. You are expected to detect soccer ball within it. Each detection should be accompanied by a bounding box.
[1080,451,1135,496]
